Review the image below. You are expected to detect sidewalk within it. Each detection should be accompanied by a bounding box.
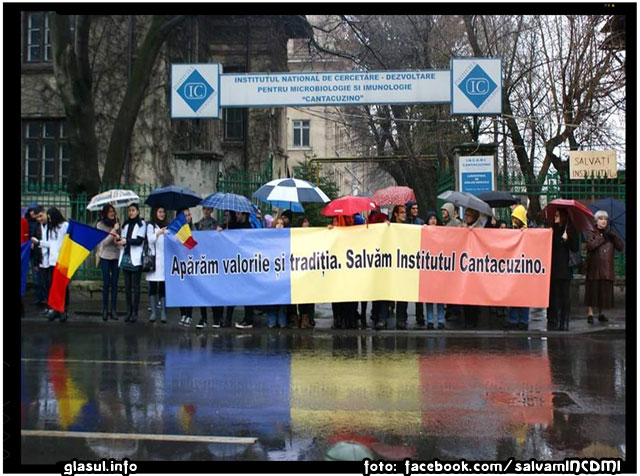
[21,288,625,336]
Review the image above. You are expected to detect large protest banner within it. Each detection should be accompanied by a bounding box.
[165,223,552,308]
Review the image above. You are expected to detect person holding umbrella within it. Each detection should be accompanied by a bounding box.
[584,210,624,324]
[547,209,579,331]
[97,204,121,321]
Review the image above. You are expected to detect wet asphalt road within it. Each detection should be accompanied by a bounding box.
[20,324,626,462]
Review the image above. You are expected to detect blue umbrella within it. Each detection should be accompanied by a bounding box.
[588,198,625,249]
[200,192,254,213]
[145,185,202,211]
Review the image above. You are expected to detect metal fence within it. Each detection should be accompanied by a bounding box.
[22,182,160,280]
[22,166,626,281]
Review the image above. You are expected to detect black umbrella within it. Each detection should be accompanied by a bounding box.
[476,191,517,208]
[145,185,202,210]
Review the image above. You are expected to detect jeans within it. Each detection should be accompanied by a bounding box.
[267,305,287,327]
[39,266,51,303]
[32,264,46,302]
[122,269,142,313]
[426,303,445,324]
[508,307,530,324]
[100,258,119,311]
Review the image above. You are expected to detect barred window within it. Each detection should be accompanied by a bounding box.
[23,119,70,187]
[223,108,245,141]
[24,12,51,63]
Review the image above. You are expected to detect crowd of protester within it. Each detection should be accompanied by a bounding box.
[23,196,623,332]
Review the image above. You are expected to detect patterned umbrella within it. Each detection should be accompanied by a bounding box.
[253,178,330,209]
[200,192,254,213]
[321,196,379,216]
[86,189,140,211]
[371,186,415,206]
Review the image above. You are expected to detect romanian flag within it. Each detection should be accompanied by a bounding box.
[168,212,197,249]
[48,220,109,312]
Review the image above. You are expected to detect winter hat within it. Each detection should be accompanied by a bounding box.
[264,214,274,228]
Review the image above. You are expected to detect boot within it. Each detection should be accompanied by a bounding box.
[300,314,312,329]
[102,309,109,322]
[131,305,138,323]
[149,295,158,322]
[159,297,167,323]
[125,299,133,322]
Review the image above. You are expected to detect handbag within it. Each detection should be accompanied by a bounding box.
[568,251,584,270]
[120,252,141,272]
[141,224,156,272]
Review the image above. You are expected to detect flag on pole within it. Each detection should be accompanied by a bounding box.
[168,212,198,249]
[48,220,110,312]
[21,241,31,297]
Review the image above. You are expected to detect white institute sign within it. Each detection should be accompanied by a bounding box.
[451,58,502,115]
[171,64,221,118]
[219,70,451,107]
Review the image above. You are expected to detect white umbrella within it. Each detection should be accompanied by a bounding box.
[86,190,140,211]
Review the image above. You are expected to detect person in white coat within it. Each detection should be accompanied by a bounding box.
[31,207,69,322]
[146,207,169,323]
[116,203,146,322]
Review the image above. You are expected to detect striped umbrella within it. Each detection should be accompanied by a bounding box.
[253,178,330,211]
[200,192,254,213]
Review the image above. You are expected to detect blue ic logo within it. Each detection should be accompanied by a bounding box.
[177,70,214,112]
[458,65,497,109]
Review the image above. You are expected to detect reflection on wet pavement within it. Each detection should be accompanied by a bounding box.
[20,328,626,462]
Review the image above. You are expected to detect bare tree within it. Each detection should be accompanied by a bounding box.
[50,14,186,197]
[463,14,624,218]
[307,15,472,212]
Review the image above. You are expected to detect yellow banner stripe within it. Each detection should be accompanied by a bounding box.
[290,224,421,304]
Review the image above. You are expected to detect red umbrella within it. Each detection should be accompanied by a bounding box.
[542,199,595,232]
[371,186,415,206]
[321,195,379,216]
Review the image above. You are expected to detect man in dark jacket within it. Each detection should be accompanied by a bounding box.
[195,206,220,329]
[26,204,47,305]
[397,200,425,328]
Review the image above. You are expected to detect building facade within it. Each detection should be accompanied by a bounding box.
[20,13,310,219]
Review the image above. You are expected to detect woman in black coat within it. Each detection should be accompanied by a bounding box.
[547,209,578,331]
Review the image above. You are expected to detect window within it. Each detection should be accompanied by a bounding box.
[293,120,310,148]
[23,119,70,187]
[223,108,245,141]
[24,12,52,63]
